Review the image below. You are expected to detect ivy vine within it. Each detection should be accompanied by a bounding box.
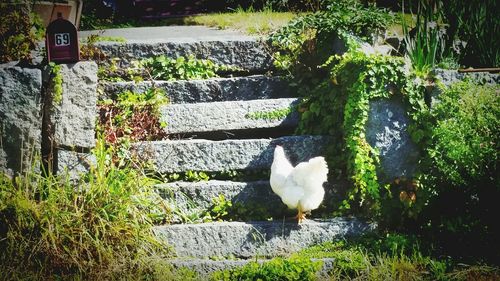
[297,36,425,216]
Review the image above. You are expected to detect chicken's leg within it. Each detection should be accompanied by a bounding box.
[294,206,307,223]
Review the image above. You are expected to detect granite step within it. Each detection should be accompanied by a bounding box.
[132,135,330,173]
[100,75,294,103]
[83,26,273,72]
[161,98,299,135]
[156,180,347,221]
[154,219,375,259]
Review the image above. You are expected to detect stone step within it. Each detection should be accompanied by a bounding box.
[162,98,299,135]
[169,257,335,279]
[87,27,272,72]
[156,180,347,220]
[133,135,329,173]
[100,75,293,103]
[154,218,375,258]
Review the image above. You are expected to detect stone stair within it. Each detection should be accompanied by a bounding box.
[90,26,373,277]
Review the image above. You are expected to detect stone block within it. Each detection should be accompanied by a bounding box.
[366,97,419,181]
[433,69,500,86]
[157,180,347,221]
[51,61,98,149]
[0,65,42,176]
[100,75,293,103]
[56,150,95,180]
[162,98,299,134]
[133,135,330,173]
[154,218,375,258]
[96,38,273,72]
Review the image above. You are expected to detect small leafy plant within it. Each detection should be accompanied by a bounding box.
[0,5,44,63]
[245,106,294,120]
[141,54,229,81]
[98,88,169,144]
[211,255,322,281]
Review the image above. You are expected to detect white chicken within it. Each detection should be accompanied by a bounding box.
[270,145,328,223]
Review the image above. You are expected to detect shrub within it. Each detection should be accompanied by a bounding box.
[270,0,394,80]
[415,81,500,262]
[0,4,44,63]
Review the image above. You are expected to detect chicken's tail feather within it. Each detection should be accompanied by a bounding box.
[291,156,328,192]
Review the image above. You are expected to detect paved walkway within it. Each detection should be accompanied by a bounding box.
[79,25,256,43]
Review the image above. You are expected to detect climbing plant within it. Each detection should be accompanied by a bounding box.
[295,36,426,217]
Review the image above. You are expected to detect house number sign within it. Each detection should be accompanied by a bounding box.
[54,33,71,46]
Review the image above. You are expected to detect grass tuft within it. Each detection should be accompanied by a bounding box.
[184,7,301,35]
[0,137,172,278]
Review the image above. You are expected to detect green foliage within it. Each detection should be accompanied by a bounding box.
[98,88,169,144]
[428,81,498,186]
[0,138,170,277]
[0,5,44,63]
[211,256,322,281]
[80,33,108,62]
[298,234,450,280]
[98,55,233,83]
[141,55,228,81]
[441,0,499,67]
[413,81,500,262]
[297,38,416,216]
[246,106,294,120]
[91,35,127,43]
[203,194,233,222]
[402,1,446,74]
[270,0,394,73]
[48,62,63,105]
[184,6,299,35]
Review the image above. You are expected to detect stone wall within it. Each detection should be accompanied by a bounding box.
[0,61,97,177]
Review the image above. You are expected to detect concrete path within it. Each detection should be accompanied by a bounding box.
[79,25,256,43]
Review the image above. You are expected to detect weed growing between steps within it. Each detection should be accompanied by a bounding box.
[211,255,322,281]
[98,88,169,144]
[245,105,295,120]
[202,194,277,223]
[156,169,271,183]
[98,54,240,83]
[0,138,178,278]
